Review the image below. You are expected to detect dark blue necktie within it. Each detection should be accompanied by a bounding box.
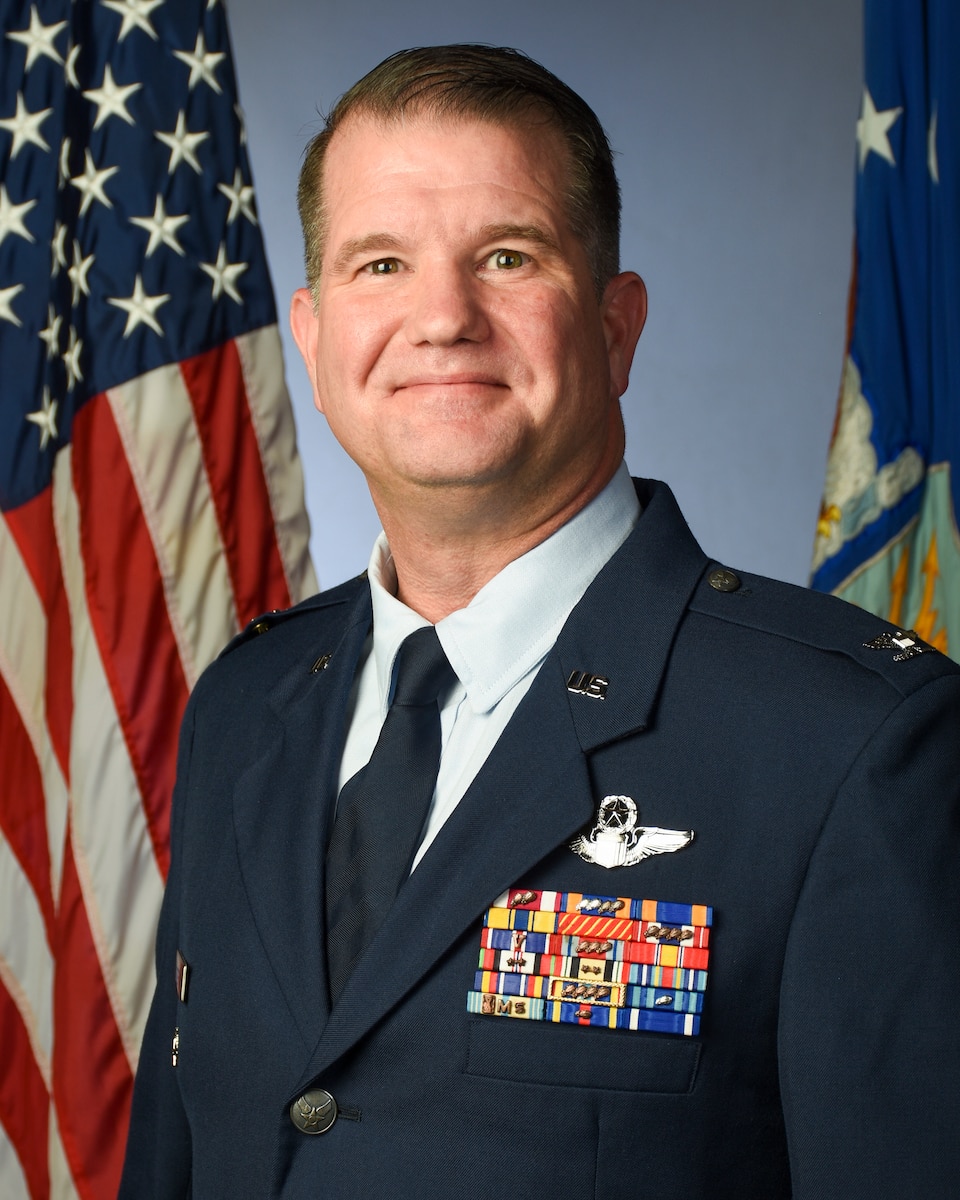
[325,626,454,1005]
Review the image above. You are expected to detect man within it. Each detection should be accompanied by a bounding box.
[120,45,960,1198]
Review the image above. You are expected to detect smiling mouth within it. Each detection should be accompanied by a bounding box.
[396,377,504,390]
[392,379,508,410]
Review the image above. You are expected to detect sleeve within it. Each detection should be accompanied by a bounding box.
[778,671,960,1197]
[117,696,197,1199]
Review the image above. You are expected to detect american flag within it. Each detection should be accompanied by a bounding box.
[811,0,959,660]
[0,1,317,1196]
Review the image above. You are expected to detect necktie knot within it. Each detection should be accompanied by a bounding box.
[391,625,454,708]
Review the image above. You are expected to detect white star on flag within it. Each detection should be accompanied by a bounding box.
[0,282,25,327]
[101,0,163,42]
[0,92,53,157]
[218,167,257,225]
[70,148,119,215]
[68,240,95,305]
[156,109,209,174]
[25,387,59,449]
[65,41,81,88]
[130,195,189,256]
[0,183,36,246]
[6,5,67,70]
[108,273,171,336]
[58,134,71,183]
[63,326,83,388]
[38,303,62,355]
[174,31,226,94]
[200,242,248,303]
[856,88,902,169]
[83,63,142,129]
[51,220,68,274]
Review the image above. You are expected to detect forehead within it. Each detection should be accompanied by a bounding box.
[319,114,573,241]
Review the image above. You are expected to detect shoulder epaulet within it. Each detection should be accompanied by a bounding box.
[217,573,368,660]
[218,608,292,658]
[688,562,958,693]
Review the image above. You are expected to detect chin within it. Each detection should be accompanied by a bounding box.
[403,466,506,492]
[391,437,526,488]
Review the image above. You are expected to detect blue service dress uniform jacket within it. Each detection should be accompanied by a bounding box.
[119,478,960,1198]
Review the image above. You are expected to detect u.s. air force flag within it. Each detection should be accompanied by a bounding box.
[811,0,959,662]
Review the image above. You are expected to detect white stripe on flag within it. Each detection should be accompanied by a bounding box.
[0,512,69,897]
[0,1126,30,1200]
[53,452,164,1065]
[0,835,54,1084]
[48,1100,81,1200]
[237,326,319,601]
[108,365,238,688]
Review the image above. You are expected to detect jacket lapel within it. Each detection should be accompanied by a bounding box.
[555,479,709,754]
[298,652,593,1083]
[293,479,709,1085]
[232,585,372,1046]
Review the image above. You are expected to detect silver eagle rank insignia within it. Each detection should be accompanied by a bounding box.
[570,795,694,869]
[862,629,933,661]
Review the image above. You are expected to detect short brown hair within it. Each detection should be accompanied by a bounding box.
[297,44,621,300]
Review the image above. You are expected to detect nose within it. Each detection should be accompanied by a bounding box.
[404,261,490,346]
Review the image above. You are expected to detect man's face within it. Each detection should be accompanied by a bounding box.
[291,114,645,529]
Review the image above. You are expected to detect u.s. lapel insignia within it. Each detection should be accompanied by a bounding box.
[570,795,694,869]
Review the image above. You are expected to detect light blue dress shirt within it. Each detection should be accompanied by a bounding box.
[337,462,640,869]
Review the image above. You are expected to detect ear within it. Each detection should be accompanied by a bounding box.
[289,287,324,413]
[600,272,647,399]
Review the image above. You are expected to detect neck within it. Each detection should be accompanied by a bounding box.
[373,461,621,622]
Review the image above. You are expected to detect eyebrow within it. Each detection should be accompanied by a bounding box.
[329,233,405,275]
[478,224,562,255]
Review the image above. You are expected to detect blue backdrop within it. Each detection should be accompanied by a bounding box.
[228,0,862,589]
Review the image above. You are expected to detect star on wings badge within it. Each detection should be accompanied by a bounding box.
[570,795,694,869]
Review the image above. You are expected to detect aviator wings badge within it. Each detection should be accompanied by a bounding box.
[570,795,694,869]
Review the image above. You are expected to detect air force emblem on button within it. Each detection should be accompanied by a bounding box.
[290,1089,338,1135]
[570,795,694,869]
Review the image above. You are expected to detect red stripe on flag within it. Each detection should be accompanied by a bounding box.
[71,394,189,878]
[52,831,132,1200]
[181,342,293,623]
[0,978,51,1200]
[5,491,74,781]
[0,676,55,935]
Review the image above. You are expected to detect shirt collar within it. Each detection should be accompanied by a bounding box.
[366,462,640,715]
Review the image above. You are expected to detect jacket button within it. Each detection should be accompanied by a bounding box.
[290,1089,338,1134]
[708,568,741,593]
